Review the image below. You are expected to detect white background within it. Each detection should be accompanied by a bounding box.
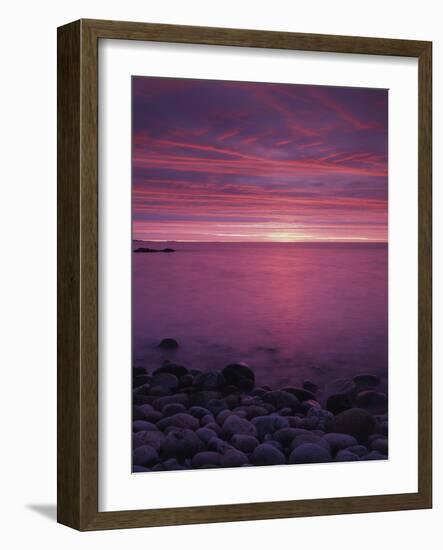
[100,41,418,511]
[0,0,441,548]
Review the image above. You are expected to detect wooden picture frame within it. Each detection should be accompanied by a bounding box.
[57,18,432,530]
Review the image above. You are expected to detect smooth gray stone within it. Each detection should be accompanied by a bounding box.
[222,362,255,391]
[221,415,257,439]
[231,434,260,453]
[328,408,376,441]
[158,338,179,350]
[188,406,211,419]
[263,390,300,410]
[250,443,286,466]
[289,443,331,464]
[290,433,330,452]
[159,428,205,460]
[252,415,289,439]
[162,403,187,416]
[151,372,179,392]
[132,420,158,433]
[191,451,223,468]
[370,437,388,454]
[157,413,199,431]
[195,427,218,444]
[133,430,165,450]
[323,433,358,453]
[335,450,360,462]
[221,449,249,467]
[133,444,159,467]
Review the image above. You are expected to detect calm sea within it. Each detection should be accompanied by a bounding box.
[132,242,388,389]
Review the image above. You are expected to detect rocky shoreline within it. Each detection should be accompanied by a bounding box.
[133,339,388,472]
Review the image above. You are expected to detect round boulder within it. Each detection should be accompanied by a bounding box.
[133,444,159,467]
[157,413,199,431]
[355,390,387,414]
[250,443,286,466]
[263,390,300,410]
[326,393,353,415]
[328,408,376,442]
[222,415,257,439]
[323,433,358,453]
[158,338,179,350]
[222,362,255,391]
[289,443,331,464]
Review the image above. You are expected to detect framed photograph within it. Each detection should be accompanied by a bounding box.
[57,19,432,530]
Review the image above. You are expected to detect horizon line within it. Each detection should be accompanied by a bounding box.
[133,238,388,244]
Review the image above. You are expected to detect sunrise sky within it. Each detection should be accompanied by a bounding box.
[132,77,388,243]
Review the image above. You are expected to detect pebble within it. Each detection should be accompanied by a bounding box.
[250,443,286,466]
[289,443,331,464]
[328,408,376,442]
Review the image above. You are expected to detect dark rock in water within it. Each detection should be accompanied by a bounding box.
[290,433,330,452]
[222,362,255,391]
[133,465,150,472]
[370,437,388,454]
[251,443,286,466]
[157,413,199,431]
[222,415,257,439]
[263,390,300,410]
[353,374,380,388]
[134,247,175,253]
[195,427,218,444]
[326,393,353,415]
[252,415,289,439]
[193,371,225,391]
[191,451,222,468]
[302,400,322,411]
[133,430,165,451]
[133,445,159,467]
[162,403,187,416]
[335,449,360,462]
[159,428,205,460]
[355,390,387,414]
[326,378,355,397]
[323,433,358,453]
[158,338,179,350]
[282,386,316,402]
[303,380,318,394]
[289,443,331,464]
[132,420,158,433]
[231,434,259,453]
[221,449,249,467]
[154,363,187,377]
[151,372,179,392]
[328,408,376,442]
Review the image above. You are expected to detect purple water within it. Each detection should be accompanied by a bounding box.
[132,242,388,389]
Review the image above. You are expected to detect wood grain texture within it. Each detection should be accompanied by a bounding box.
[57,19,432,531]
